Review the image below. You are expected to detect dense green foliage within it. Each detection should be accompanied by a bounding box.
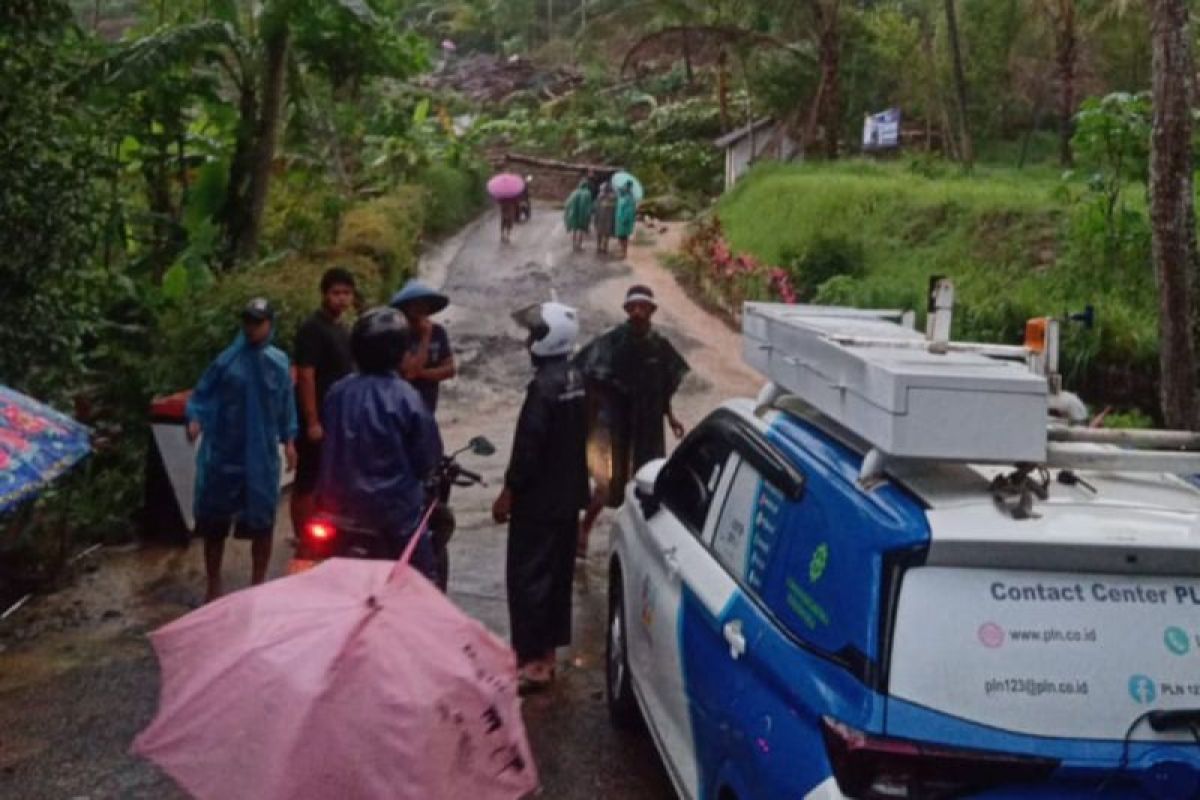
[677,158,1159,409]
[0,1,485,588]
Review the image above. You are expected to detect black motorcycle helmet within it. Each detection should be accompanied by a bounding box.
[351,307,406,374]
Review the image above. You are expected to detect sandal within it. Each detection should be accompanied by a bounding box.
[518,664,553,695]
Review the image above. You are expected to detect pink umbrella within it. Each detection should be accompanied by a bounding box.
[487,173,526,201]
[132,528,538,800]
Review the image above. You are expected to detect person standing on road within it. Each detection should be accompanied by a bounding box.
[574,285,689,555]
[391,280,458,589]
[291,267,356,542]
[186,298,297,603]
[492,301,589,692]
[499,197,519,243]
[593,183,616,256]
[614,182,637,259]
[563,180,593,253]
[391,280,456,417]
[316,308,444,581]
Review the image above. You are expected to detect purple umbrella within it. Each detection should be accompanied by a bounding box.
[487,173,526,201]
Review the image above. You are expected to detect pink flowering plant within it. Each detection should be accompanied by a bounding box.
[675,216,799,320]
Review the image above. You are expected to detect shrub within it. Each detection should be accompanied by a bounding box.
[779,235,866,300]
[337,188,425,302]
[415,163,487,237]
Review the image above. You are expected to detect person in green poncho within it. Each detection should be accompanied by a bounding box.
[563,179,593,252]
[614,182,637,259]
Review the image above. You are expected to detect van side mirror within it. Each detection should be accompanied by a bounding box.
[635,458,666,517]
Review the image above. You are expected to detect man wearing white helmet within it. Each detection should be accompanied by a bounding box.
[492,300,589,692]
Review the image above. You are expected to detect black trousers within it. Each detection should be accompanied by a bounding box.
[506,515,578,664]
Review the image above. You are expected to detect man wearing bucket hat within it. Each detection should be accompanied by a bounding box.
[390,279,457,417]
[186,298,298,602]
[574,285,689,556]
[492,300,589,692]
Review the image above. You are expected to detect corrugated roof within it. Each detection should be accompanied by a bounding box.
[713,117,777,149]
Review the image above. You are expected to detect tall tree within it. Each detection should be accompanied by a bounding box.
[944,0,974,166]
[1147,0,1198,428]
[1035,0,1077,166]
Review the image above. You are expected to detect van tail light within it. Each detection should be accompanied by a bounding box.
[821,717,1059,799]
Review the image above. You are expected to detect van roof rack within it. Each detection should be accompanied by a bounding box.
[743,279,1200,484]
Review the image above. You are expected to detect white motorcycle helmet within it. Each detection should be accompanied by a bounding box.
[512,301,579,357]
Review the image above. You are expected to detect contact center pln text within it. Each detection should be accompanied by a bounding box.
[991,581,1200,605]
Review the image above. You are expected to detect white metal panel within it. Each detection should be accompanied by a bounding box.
[743,302,1048,463]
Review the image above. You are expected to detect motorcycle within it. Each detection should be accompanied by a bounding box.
[298,436,496,590]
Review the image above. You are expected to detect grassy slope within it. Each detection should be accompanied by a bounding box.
[716,161,1159,388]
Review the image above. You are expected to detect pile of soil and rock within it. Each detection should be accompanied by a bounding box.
[424,53,582,105]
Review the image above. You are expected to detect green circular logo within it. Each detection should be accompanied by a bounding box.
[1165,626,1191,656]
[809,543,829,583]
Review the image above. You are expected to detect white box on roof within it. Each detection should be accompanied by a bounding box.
[743,303,1049,463]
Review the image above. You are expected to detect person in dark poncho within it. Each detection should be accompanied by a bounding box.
[492,301,589,692]
[574,285,690,555]
[593,182,616,255]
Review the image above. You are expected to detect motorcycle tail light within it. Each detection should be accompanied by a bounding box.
[821,717,1059,799]
[306,521,335,541]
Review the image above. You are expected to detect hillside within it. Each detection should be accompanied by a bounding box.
[698,161,1160,414]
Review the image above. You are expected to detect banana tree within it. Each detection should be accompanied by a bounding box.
[96,0,405,267]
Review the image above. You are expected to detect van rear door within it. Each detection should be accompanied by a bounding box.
[886,565,1200,742]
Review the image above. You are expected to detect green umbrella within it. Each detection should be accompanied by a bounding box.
[611,171,644,202]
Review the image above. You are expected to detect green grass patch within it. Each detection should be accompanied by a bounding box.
[713,160,1159,387]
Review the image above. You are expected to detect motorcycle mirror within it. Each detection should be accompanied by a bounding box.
[469,436,496,457]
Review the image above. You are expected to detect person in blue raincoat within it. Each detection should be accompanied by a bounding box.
[316,308,444,580]
[186,298,297,602]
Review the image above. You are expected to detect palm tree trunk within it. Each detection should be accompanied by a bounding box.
[944,0,974,166]
[235,24,290,263]
[1148,0,1199,428]
[1056,0,1076,167]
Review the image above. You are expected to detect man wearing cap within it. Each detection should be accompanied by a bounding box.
[575,285,689,554]
[186,298,297,602]
[291,267,356,540]
[391,279,456,417]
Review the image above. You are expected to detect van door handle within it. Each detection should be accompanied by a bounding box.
[723,619,747,660]
[662,546,680,579]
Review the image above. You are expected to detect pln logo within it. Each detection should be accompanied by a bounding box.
[1128,674,1157,705]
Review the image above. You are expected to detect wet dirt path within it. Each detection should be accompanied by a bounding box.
[0,206,760,800]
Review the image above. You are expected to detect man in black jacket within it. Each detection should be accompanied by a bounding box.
[492,300,588,692]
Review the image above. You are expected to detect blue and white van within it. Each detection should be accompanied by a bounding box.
[606,299,1200,800]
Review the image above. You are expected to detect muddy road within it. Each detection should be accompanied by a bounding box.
[0,206,760,799]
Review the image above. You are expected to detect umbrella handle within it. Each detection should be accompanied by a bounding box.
[389,500,439,582]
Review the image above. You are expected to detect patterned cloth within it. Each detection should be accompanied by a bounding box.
[0,386,90,514]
